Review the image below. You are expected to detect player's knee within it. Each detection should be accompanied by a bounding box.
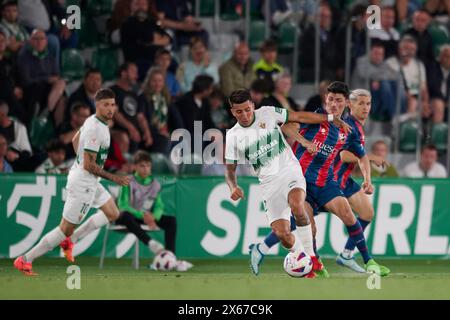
[360,207,374,222]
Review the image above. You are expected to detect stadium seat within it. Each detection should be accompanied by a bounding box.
[150,153,174,175]
[29,115,55,150]
[399,120,418,152]
[278,22,298,52]
[249,20,266,50]
[87,0,113,16]
[61,49,85,80]
[91,47,119,81]
[178,153,203,175]
[431,123,448,152]
[77,14,99,48]
[200,0,215,17]
[428,24,449,57]
[99,223,161,270]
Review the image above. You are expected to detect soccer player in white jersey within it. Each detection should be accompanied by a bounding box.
[225,89,350,277]
[14,88,130,275]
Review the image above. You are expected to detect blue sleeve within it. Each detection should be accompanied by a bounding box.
[345,129,366,158]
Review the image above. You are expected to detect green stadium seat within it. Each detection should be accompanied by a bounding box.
[399,120,418,152]
[431,123,448,152]
[65,0,80,6]
[92,47,119,81]
[150,153,174,175]
[29,116,55,150]
[249,20,266,51]
[77,14,98,48]
[428,24,449,57]
[61,49,85,80]
[87,0,113,16]
[278,22,298,52]
[179,154,203,175]
[200,0,215,17]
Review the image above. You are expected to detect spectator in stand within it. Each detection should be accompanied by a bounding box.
[368,6,400,58]
[219,42,255,97]
[249,79,267,109]
[57,102,91,160]
[156,0,208,48]
[260,72,300,111]
[139,67,183,155]
[17,29,66,127]
[0,100,32,171]
[176,36,219,93]
[174,75,214,149]
[0,28,24,122]
[120,0,170,81]
[403,10,436,67]
[426,45,450,124]
[402,144,447,178]
[253,39,283,94]
[154,48,181,99]
[0,0,29,56]
[66,68,102,121]
[352,41,400,120]
[110,62,153,154]
[304,80,331,112]
[0,133,13,173]
[386,35,429,121]
[369,140,399,178]
[208,87,233,132]
[35,139,72,174]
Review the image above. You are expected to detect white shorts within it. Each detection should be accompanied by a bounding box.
[261,167,306,225]
[62,182,111,225]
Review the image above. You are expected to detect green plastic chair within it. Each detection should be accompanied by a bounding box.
[150,153,173,175]
[399,120,418,152]
[61,49,85,80]
[249,20,266,51]
[428,24,449,57]
[278,22,298,52]
[200,0,215,17]
[431,123,448,152]
[87,0,113,16]
[92,47,119,81]
[77,14,99,48]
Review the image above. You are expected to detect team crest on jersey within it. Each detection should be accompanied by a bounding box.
[320,128,327,135]
[259,122,266,129]
[339,133,346,141]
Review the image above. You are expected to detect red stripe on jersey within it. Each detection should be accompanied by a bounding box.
[333,158,343,181]
[299,125,327,174]
[316,127,347,187]
[341,163,355,188]
[354,119,365,147]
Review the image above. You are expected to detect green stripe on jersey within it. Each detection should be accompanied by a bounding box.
[244,128,286,170]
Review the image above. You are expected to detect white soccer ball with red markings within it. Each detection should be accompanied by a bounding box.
[152,250,177,271]
[283,251,313,277]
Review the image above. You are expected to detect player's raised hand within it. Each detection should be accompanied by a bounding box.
[333,117,352,134]
[230,186,245,201]
[114,175,130,186]
[362,181,374,195]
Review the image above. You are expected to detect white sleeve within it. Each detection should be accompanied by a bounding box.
[83,128,101,153]
[259,106,288,125]
[225,132,241,164]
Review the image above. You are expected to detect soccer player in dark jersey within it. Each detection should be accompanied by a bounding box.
[249,82,390,277]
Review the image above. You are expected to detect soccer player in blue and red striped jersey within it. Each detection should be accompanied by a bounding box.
[249,82,389,277]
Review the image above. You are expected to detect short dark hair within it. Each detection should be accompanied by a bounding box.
[192,75,214,94]
[422,144,438,153]
[189,36,207,49]
[70,102,91,114]
[250,79,267,93]
[133,150,152,164]
[46,139,65,153]
[260,39,278,53]
[94,88,115,101]
[155,48,171,60]
[117,62,135,77]
[327,81,350,98]
[229,89,251,107]
[210,86,224,101]
[371,39,385,49]
[84,67,101,79]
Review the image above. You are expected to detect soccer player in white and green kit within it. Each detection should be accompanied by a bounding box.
[225,89,351,277]
[14,88,130,275]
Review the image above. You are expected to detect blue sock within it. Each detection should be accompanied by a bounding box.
[346,220,372,264]
[344,218,370,251]
[263,215,297,248]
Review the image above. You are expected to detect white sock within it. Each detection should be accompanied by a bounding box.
[148,240,164,254]
[296,224,315,257]
[71,211,109,243]
[24,227,66,262]
[285,234,305,253]
[258,242,270,254]
[342,249,354,259]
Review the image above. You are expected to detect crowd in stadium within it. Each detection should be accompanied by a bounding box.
[0,0,448,178]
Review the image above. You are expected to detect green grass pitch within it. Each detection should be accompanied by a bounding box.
[1,257,450,299]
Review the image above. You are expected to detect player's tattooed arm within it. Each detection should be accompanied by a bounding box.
[72,130,80,153]
[83,151,130,186]
[281,123,317,154]
[225,163,245,201]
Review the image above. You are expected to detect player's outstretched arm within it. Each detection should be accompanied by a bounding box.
[83,151,130,186]
[72,130,80,153]
[340,150,359,164]
[225,163,244,201]
[281,123,317,154]
[287,111,352,133]
[358,155,374,194]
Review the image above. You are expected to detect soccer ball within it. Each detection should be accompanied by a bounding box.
[152,250,177,271]
[283,251,313,277]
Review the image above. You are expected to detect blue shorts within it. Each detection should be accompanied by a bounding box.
[306,180,345,216]
[341,177,361,198]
